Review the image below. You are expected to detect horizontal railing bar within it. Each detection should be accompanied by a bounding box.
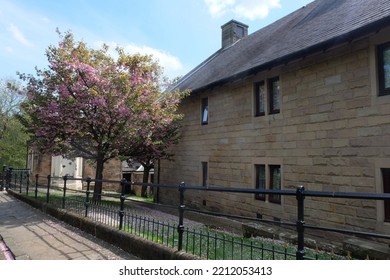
[304,190,390,200]
[181,184,297,196]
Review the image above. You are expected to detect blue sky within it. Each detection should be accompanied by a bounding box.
[0,0,313,81]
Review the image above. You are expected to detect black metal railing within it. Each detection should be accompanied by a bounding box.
[2,166,390,260]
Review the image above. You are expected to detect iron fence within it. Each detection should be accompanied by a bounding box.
[2,166,390,260]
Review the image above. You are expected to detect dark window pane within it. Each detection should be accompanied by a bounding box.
[201,98,208,125]
[269,77,280,114]
[383,48,390,89]
[269,165,281,204]
[255,164,266,200]
[255,81,265,116]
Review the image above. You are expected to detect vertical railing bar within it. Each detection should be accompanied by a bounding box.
[46,175,51,203]
[223,234,226,260]
[206,230,210,260]
[138,215,141,235]
[119,178,126,230]
[62,175,67,209]
[26,172,30,196]
[84,177,93,217]
[272,239,275,260]
[1,165,6,191]
[250,240,253,260]
[166,223,169,246]
[240,238,244,260]
[231,236,234,260]
[34,174,38,199]
[161,221,165,244]
[185,228,189,252]
[261,241,264,260]
[148,218,151,241]
[214,232,217,260]
[192,228,196,255]
[152,219,155,241]
[177,182,185,251]
[296,185,306,260]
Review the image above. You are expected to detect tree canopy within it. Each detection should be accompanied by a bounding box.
[19,31,188,198]
[0,80,29,168]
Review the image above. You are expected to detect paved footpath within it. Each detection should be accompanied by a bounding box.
[0,190,139,260]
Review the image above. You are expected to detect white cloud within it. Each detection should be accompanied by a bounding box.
[7,24,33,47]
[205,0,235,18]
[205,0,281,20]
[95,41,184,79]
[124,43,183,72]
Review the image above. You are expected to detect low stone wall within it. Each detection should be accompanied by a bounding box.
[8,190,200,260]
[242,222,390,259]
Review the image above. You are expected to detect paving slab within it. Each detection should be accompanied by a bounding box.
[0,190,139,260]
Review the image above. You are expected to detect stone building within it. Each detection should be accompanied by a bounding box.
[27,151,153,193]
[27,151,122,191]
[158,0,390,237]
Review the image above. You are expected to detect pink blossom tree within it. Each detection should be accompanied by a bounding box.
[126,86,185,197]
[19,31,188,199]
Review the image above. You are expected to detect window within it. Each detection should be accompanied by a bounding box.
[269,165,281,204]
[255,164,266,200]
[254,76,281,117]
[378,42,390,96]
[269,77,280,114]
[254,164,281,204]
[381,168,390,222]
[255,81,265,116]
[201,162,208,186]
[201,98,208,125]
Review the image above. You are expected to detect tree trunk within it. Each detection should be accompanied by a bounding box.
[141,164,152,198]
[93,156,105,201]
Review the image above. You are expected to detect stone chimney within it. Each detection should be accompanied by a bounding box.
[221,20,248,48]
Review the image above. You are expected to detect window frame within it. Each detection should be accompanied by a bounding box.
[377,42,390,97]
[269,77,280,114]
[254,163,282,204]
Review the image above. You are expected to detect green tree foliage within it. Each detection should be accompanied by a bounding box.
[0,80,29,168]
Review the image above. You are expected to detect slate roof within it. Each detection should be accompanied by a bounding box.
[175,0,390,93]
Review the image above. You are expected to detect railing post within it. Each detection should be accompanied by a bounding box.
[84,177,91,217]
[46,175,51,203]
[13,170,17,189]
[35,174,39,199]
[296,185,306,260]
[6,167,13,190]
[2,165,6,191]
[177,182,186,251]
[62,175,68,209]
[26,172,30,196]
[119,178,127,230]
[19,170,23,193]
